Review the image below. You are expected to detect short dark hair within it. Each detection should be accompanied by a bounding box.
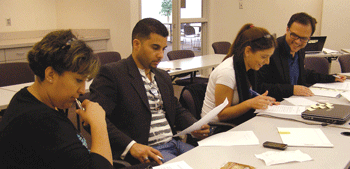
[28,30,100,81]
[132,18,169,43]
[287,12,317,36]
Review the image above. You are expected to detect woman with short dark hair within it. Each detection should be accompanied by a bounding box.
[0,30,113,169]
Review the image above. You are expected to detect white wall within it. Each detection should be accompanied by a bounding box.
[321,0,350,51]
[208,0,324,54]
[0,0,57,32]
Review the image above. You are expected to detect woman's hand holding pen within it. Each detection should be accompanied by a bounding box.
[75,99,106,127]
[334,74,346,82]
[250,91,278,110]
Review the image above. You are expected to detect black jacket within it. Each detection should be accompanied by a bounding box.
[256,35,335,101]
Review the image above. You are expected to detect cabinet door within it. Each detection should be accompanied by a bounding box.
[0,49,5,62]
[5,47,31,61]
[86,40,107,52]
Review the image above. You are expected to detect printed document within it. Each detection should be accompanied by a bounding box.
[313,81,350,91]
[256,105,306,115]
[277,127,333,147]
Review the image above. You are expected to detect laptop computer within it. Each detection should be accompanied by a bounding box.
[302,104,350,124]
[304,36,327,54]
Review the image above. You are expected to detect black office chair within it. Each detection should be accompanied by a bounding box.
[167,50,208,86]
[95,51,121,65]
[179,83,236,145]
[212,41,231,54]
[338,55,350,73]
[0,62,35,87]
[304,57,330,75]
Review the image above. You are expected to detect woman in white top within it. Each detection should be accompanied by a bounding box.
[202,23,279,125]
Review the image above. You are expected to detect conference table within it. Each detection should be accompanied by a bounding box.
[158,54,226,76]
[0,88,17,110]
[166,92,350,168]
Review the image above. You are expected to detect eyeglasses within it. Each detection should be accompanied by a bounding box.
[288,30,310,43]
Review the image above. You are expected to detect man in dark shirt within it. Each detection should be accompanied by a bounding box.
[256,12,346,101]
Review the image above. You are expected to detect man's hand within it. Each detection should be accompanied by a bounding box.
[293,85,314,96]
[129,143,163,164]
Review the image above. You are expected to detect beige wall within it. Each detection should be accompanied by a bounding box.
[208,0,324,54]
[0,0,57,32]
[55,0,133,58]
[321,0,350,51]
[1,0,349,60]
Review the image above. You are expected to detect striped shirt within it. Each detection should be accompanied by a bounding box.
[139,69,173,146]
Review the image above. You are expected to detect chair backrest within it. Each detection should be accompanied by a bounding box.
[0,62,35,87]
[179,83,207,119]
[184,25,195,36]
[338,55,350,73]
[167,50,195,60]
[304,57,330,75]
[212,41,231,54]
[95,51,121,65]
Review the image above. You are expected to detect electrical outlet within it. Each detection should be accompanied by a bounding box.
[239,2,243,9]
[6,18,11,26]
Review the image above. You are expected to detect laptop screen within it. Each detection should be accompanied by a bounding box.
[304,36,327,53]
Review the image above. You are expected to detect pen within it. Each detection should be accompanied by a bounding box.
[249,89,260,96]
[157,155,164,162]
[249,89,274,105]
[75,98,85,111]
[333,74,341,79]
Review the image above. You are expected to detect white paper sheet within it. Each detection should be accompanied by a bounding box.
[284,97,318,106]
[256,105,306,115]
[198,131,259,146]
[277,127,333,147]
[255,150,313,166]
[174,98,228,137]
[153,161,193,169]
[339,72,350,77]
[341,90,350,102]
[309,87,342,98]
